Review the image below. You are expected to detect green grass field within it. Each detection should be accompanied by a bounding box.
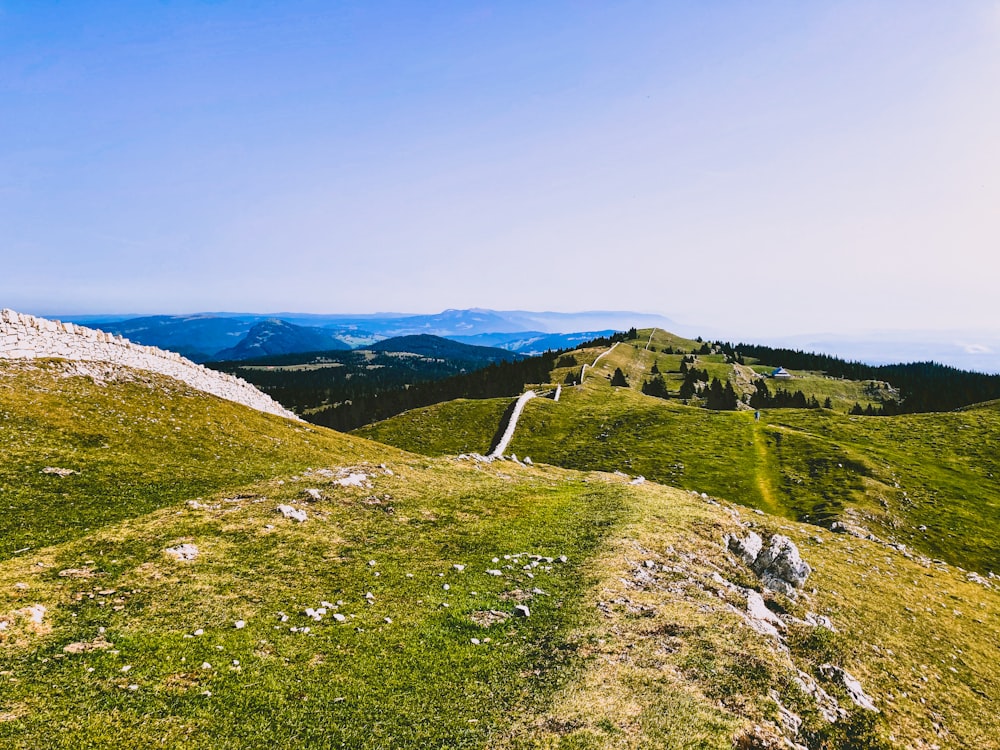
[3,353,1000,748]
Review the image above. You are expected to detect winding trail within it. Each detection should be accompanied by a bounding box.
[489,339,621,459]
[644,328,658,351]
[488,390,537,458]
[579,342,620,383]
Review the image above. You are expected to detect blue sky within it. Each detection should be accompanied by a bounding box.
[2,1,999,337]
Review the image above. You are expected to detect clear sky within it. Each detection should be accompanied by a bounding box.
[2,1,999,337]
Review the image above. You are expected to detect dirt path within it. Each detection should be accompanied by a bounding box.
[579,342,620,383]
[751,419,781,515]
[644,328,657,351]
[488,390,537,458]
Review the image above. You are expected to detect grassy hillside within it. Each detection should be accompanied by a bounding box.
[0,359,389,560]
[1,355,999,747]
[359,332,1000,575]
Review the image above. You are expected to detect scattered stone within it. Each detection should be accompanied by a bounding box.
[201,662,212,670]
[769,689,803,741]
[57,568,94,578]
[513,604,530,618]
[63,638,112,654]
[276,505,307,522]
[41,467,77,477]
[164,544,199,562]
[193,629,204,636]
[368,560,377,567]
[452,564,465,572]
[794,670,844,722]
[470,610,510,627]
[383,617,392,624]
[523,457,533,466]
[234,620,246,629]
[442,584,450,591]
[629,475,646,485]
[486,569,503,577]
[727,531,763,566]
[16,604,46,630]
[305,488,323,501]
[819,664,879,712]
[333,613,347,623]
[13,582,29,590]
[804,612,837,631]
[187,500,219,510]
[336,473,369,488]
[745,590,784,639]
[470,638,481,645]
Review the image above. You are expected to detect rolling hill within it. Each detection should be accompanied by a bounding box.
[1,322,998,748]
[357,329,1000,576]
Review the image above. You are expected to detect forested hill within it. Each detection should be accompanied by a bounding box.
[306,351,562,432]
[734,342,1000,413]
[371,334,522,362]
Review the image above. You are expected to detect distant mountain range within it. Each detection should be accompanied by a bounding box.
[63,309,672,362]
[214,320,351,361]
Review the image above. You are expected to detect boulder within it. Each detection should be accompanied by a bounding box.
[727,531,763,566]
[727,532,811,598]
[753,535,811,596]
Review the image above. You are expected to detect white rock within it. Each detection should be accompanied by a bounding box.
[333,613,347,622]
[165,544,199,562]
[820,664,879,712]
[234,620,246,629]
[513,604,530,618]
[336,473,369,487]
[276,505,307,522]
[486,569,503,576]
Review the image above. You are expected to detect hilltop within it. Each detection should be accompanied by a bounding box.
[0,321,997,748]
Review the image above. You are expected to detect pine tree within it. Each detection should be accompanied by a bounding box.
[723,381,739,410]
[611,367,629,387]
[642,374,669,399]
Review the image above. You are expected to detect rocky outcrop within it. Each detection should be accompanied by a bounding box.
[727,531,812,598]
[0,309,297,419]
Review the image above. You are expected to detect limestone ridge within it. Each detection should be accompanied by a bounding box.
[0,309,298,420]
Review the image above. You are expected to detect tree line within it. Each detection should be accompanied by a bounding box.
[732,343,1000,413]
